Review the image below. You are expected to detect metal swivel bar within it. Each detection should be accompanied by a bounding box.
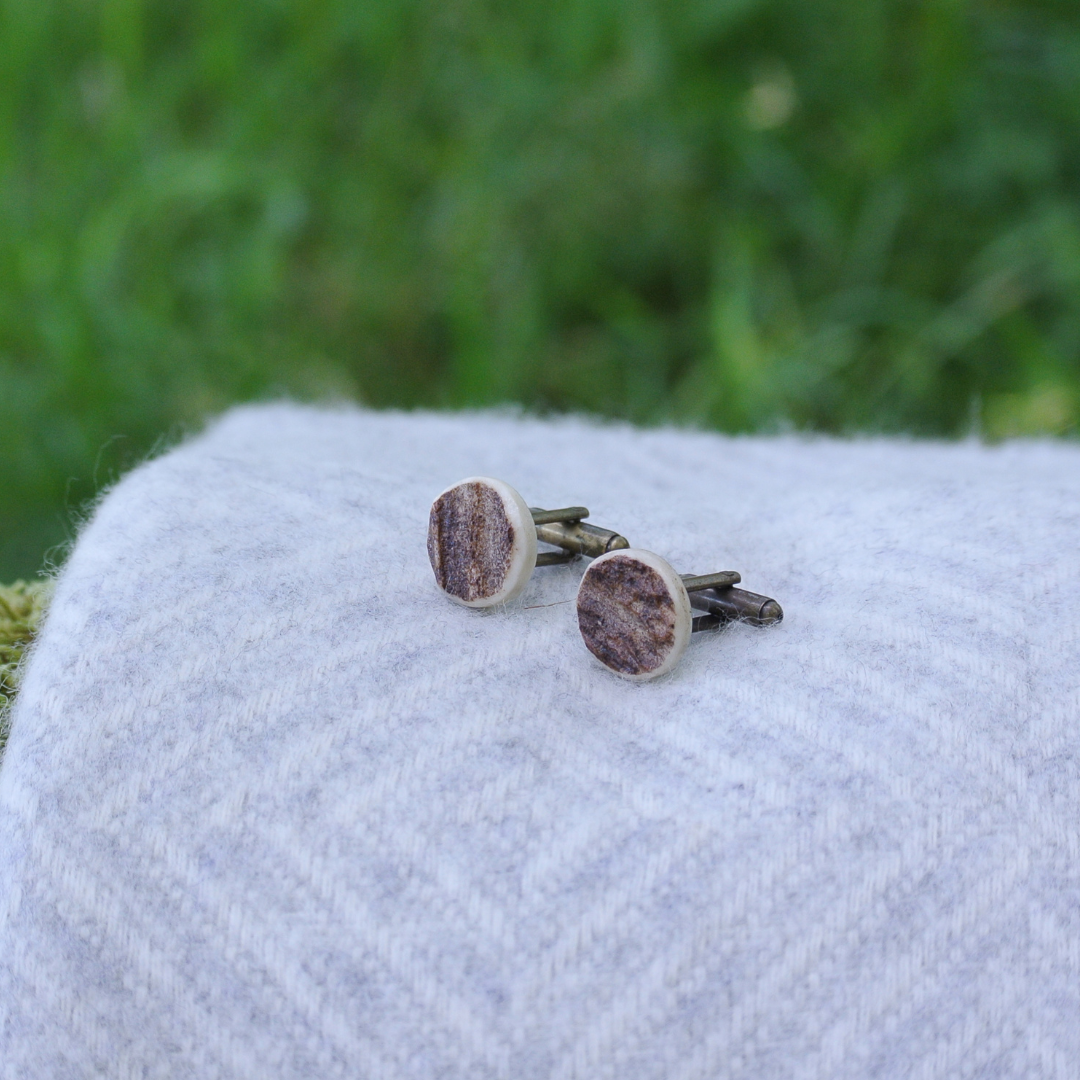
[681,571,783,630]
[530,506,630,566]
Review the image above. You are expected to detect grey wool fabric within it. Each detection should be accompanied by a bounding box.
[1,404,1079,1079]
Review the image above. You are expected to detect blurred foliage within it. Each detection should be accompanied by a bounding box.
[1,0,1079,578]
[0,579,52,748]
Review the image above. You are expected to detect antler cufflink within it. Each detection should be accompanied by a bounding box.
[576,548,782,681]
[428,476,629,607]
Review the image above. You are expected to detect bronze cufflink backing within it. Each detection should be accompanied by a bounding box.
[427,476,629,607]
[576,548,783,681]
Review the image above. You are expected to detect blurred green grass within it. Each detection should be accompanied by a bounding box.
[2,0,1079,579]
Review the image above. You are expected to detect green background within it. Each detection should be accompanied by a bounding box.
[2,0,1079,581]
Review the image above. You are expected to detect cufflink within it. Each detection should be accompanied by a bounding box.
[576,548,782,680]
[428,476,629,607]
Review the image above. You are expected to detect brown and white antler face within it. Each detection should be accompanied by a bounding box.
[427,477,538,607]
[576,549,693,681]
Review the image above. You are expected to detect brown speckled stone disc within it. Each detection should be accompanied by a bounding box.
[427,477,537,607]
[576,549,692,680]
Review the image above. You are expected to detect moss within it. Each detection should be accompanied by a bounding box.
[0,579,53,758]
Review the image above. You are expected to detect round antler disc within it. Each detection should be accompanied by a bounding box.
[427,477,538,607]
[576,549,692,680]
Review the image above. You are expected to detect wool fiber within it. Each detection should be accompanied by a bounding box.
[1,405,1078,1078]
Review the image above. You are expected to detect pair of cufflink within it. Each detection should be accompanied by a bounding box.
[427,476,782,681]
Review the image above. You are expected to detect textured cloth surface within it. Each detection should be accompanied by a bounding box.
[1,404,1079,1079]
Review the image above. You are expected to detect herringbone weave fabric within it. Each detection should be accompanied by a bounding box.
[1,405,1078,1079]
